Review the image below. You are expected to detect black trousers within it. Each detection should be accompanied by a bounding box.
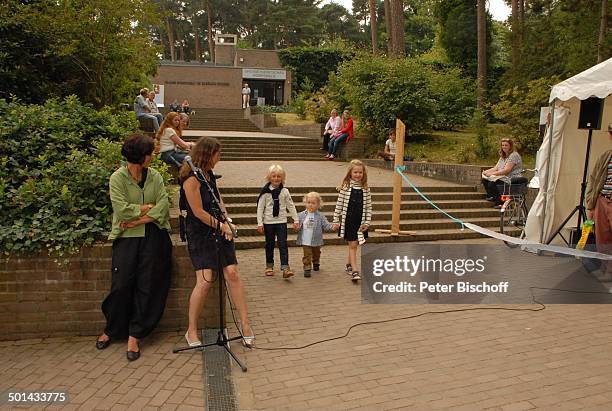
[264,223,289,268]
[102,224,172,340]
[321,132,333,150]
[482,179,503,203]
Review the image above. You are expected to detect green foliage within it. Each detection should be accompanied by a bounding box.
[1,0,160,107]
[278,46,354,95]
[304,87,338,124]
[492,76,561,154]
[290,94,308,120]
[428,66,476,130]
[470,109,493,159]
[331,54,475,139]
[435,0,493,77]
[502,1,608,88]
[0,98,171,257]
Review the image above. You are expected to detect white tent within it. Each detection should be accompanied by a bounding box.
[524,58,612,245]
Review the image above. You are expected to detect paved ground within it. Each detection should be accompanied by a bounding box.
[215,161,463,188]
[3,242,612,410]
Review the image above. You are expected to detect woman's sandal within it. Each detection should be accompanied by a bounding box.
[185,331,202,347]
[240,326,255,348]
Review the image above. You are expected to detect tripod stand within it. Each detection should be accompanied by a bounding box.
[173,162,248,373]
[546,128,594,245]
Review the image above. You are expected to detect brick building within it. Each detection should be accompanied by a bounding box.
[151,34,292,109]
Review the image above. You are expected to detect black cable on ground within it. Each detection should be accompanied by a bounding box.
[226,284,612,351]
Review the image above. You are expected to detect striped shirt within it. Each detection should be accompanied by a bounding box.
[333,180,372,245]
[601,157,612,197]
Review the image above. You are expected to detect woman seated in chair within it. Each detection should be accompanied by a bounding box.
[481,138,524,207]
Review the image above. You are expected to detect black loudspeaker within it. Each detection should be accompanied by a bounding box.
[578,97,604,130]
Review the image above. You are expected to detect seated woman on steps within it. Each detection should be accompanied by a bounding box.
[157,112,194,168]
[326,110,353,160]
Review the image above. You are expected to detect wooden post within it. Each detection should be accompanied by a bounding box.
[391,119,406,235]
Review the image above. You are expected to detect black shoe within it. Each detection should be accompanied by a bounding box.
[126,350,140,361]
[214,174,222,179]
[304,269,311,278]
[485,197,496,202]
[96,337,111,350]
[313,263,320,271]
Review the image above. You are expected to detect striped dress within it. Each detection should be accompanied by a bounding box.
[601,157,612,198]
[333,180,373,245]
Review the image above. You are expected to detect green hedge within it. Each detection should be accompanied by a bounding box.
[278,46,354,95]
[0,97,171,257]
[330,54,475,140]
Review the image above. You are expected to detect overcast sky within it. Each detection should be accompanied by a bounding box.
[321,0,511,22]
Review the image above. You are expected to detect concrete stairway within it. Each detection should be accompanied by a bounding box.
[181,135,326,161]
[186,108,260,132]
[170,185,519,249]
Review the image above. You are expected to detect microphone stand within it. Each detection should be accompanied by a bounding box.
[173,161,247,373]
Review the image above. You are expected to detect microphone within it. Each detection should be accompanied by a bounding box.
[183,156,238,239]
[184,155,200,174]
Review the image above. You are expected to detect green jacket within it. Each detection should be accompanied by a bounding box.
[108,166,171,240]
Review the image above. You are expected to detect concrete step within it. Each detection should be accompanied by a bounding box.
[220,191,485,205]
[207,186,477,194]
[220,149,323,155]
[218,145,322,151]
[169,226,521,249]
[224,200,491,216]
[170,207,500,229]
[221,156,328,161]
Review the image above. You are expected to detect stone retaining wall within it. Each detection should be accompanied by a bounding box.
[263,123,323,139]
[0,243,221,341]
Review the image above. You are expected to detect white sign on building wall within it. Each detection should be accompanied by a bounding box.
[242,68,286,80]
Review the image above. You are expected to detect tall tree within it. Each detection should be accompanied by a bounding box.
[206,0,215,62]
[389,0,405,57]
[368,0,379,54]
[511,0,519,72]
[384,0,394,54]
[477,0,487,108]
[597,0,609,63]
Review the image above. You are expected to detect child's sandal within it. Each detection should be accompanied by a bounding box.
[265,268,274,276]
[282,268,294,279]
[345,264,353,275]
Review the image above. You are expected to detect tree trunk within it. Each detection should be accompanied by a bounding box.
[159,29,167,59]
[368,0,379,54]
[511,0,519,73]
[165,17,175,62]
[194,25,202,62]
[207,0,215,63]
[389,0,405,58]
[384,0,393,54]
[477,0,487,109]
[518,0,524,45]
[179,40,185,61]
[597,0,608,63]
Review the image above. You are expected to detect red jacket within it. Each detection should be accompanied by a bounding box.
[338,118,354,141]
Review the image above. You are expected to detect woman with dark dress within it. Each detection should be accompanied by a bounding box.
[180,137,254,348]
[332,160,372,282]
[96,134,172,361]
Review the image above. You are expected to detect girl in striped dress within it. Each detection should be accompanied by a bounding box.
[333,160,372,281]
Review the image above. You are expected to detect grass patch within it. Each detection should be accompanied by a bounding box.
[274,113,317,127]
[372,124,536,168]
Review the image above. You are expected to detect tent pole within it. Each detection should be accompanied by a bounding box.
[540,100,556,244]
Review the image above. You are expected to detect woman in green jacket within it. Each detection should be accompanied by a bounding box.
[96,134,172,361]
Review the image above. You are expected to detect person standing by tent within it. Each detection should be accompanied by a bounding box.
[586,123,612,280]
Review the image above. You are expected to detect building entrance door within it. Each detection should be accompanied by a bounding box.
[245,79,284,106]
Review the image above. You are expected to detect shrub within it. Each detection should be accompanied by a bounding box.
[492,76,560,153]
[304,87,337,124]
[0,97,170,257]
[329,54,476,141]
